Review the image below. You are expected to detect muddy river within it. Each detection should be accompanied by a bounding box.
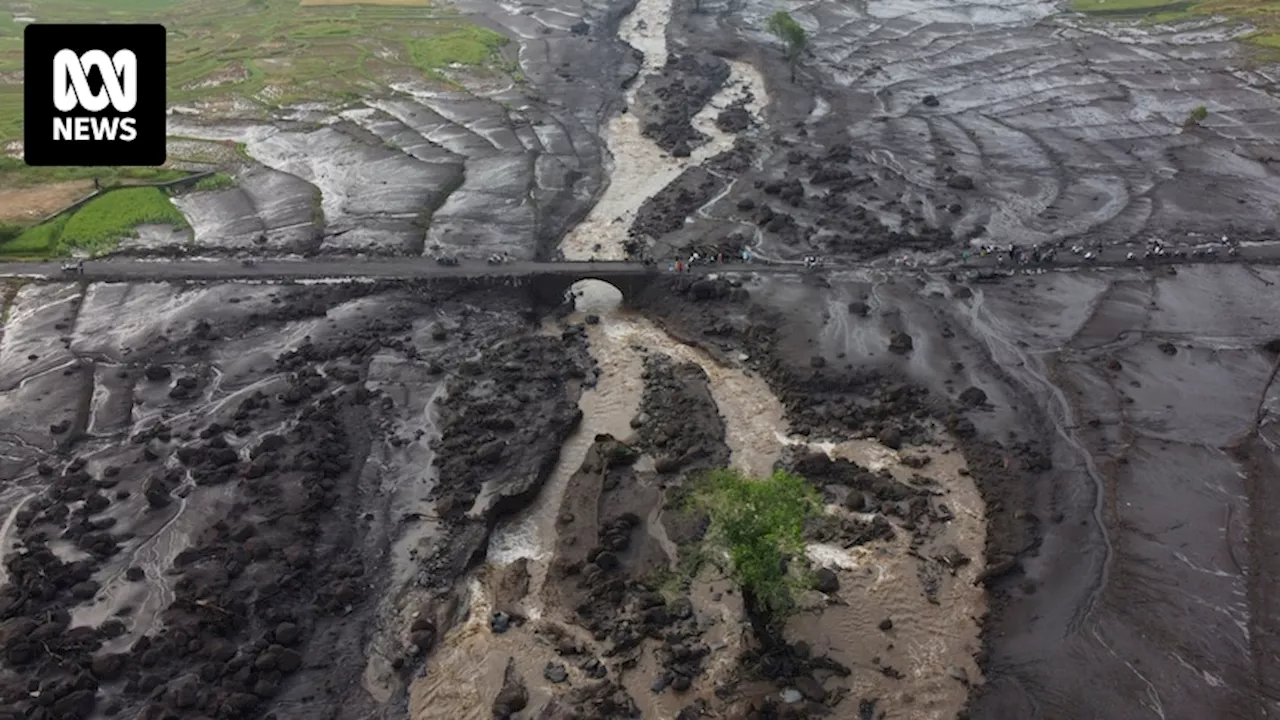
[407,0,987,716]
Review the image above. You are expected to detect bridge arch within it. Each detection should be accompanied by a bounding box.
[564,278,623,313]
[526,270,661,308]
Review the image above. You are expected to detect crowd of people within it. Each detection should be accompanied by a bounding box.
[651,236,1247,274]
[662,247,761,272]
[956,235,1244,268]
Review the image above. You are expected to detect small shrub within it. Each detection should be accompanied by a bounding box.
[1186,105,1209,127]
[192,173,236,192]
[606,442,640,467]
[767,11,809,82]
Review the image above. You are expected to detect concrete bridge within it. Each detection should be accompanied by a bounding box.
[4,245,1279,304]
[0,258,741,306]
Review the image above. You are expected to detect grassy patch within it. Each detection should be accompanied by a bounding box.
[0,222,25,247]
[0,188,187,258]
[0,157,189,190]
[1185,104,1210,126]
[1070,0,1190,13]
[687,468,820,634]
[407,26,509,73]
[1244,30,1280,46]
[1073,0,1280,52]
[1143,8,1199,22]
[0,215,69,258]
[192,172,237,192]
[60,188,188,254]
[0,86,20,148]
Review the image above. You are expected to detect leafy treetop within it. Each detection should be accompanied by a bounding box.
[767,11,808,81]
[689,467,820,632]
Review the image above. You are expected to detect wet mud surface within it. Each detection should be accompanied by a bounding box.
[0,280,596,720]
[153,0,1280,262]
[165,0,649,260]
[626,0,1280,268]
[631,264,1280,719]
[5,267,1274,720]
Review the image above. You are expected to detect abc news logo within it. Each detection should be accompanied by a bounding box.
[24,24,166,167]
[53,49,140,142]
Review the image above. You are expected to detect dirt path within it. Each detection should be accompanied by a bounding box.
[0,181,94,223]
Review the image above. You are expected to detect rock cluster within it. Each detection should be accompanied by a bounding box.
[635,52,731,155]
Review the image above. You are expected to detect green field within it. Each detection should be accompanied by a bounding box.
[1071,0,1280,47]
[0,157,189,188]
[0,187,188,258]
[0,0,512,149]
[0,0,511,238]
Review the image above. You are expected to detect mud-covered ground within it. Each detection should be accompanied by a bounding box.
[609,0,1280,713]
[4,263,1277,720]
[638,0,1280,267]
[404,277,988,720]
[150,0,1280,265]
[632,266,1280,720]
[7,0,1280,717]
[0,279,595,720]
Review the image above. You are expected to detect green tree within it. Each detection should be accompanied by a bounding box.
[1185,104,1208,128]
[767,11,808,83]
[689,468,820,643]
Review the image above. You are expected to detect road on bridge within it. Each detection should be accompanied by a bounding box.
[0,258,734,281]
[2,243,1279,282]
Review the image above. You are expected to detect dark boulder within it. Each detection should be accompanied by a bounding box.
[877,427,903,450]
[957,386,987,407]
[813,568,840,594]
[143,364,171,381]
[888,332,913,354]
